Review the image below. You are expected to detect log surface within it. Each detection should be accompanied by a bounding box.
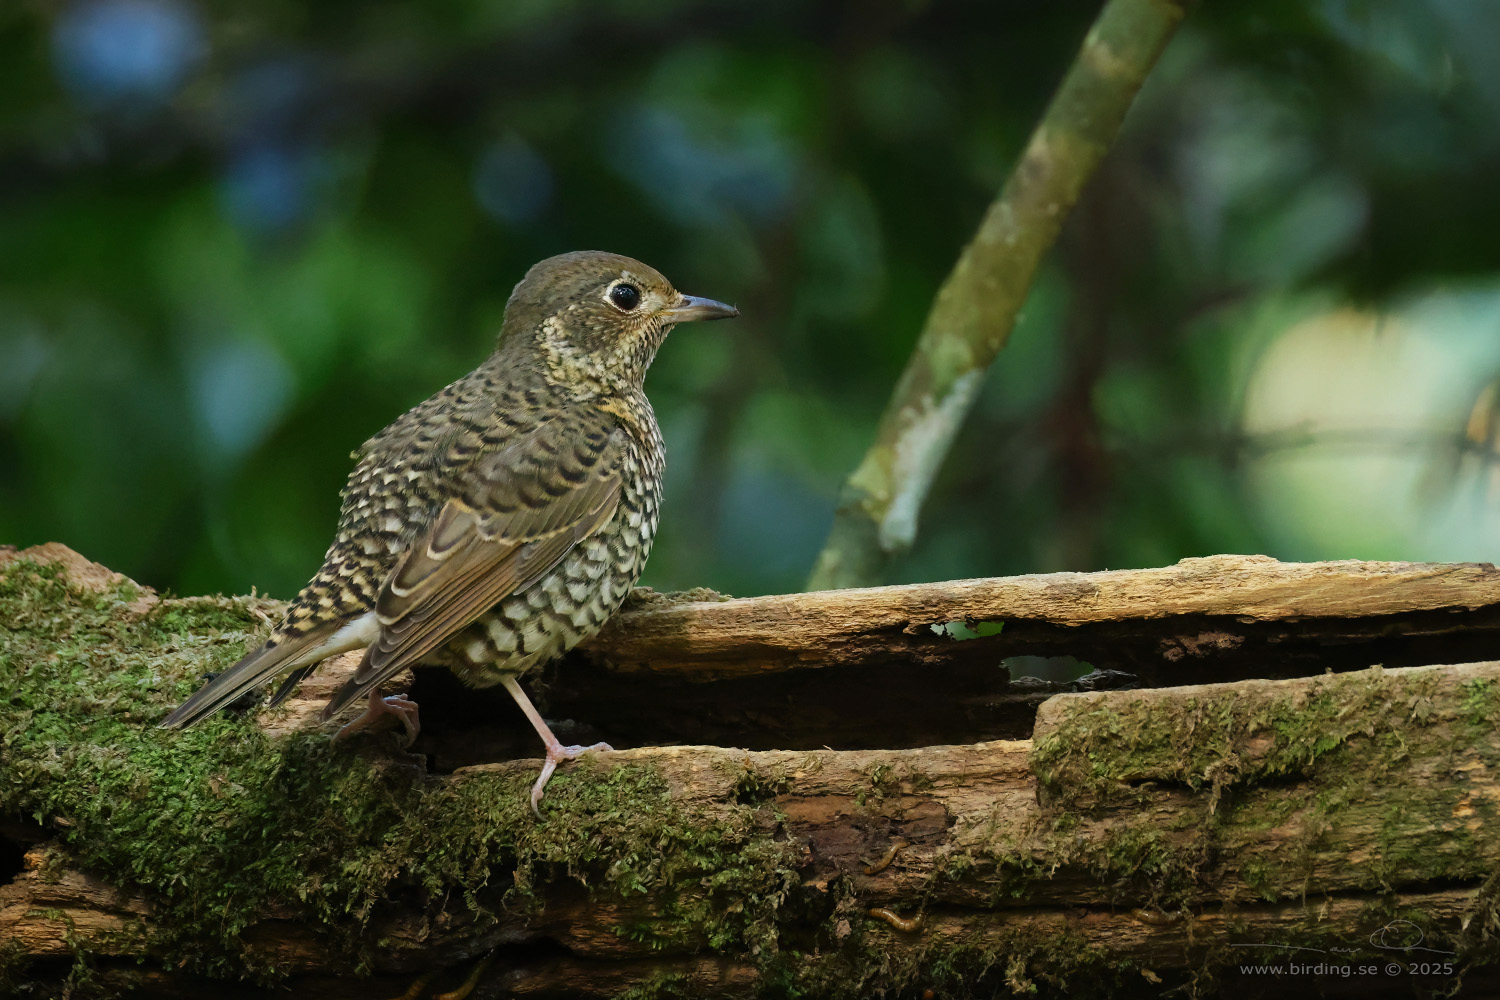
[539,553,1500,760]
[585,554,1500,681]
[3,545,1500,998]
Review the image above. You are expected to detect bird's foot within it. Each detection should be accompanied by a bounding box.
[333,689,421,747]
[531,739,613,818]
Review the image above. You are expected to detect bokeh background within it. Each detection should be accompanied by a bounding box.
[5,0,1500,601]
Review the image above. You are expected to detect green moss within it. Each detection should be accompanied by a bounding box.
[0,555,1170,998]
[5,557,1131,997]
[0,561,801,983]
[716,755,792,805]
[999,663,1500,917]
[0,939,31,996]
[1461,873,1500,953]
[907,660,1497,989]
[865,762,897,802]
[857,759,934,810]
[1031,666,1467,806]
[775,917,1128,1000]
[7,557,1497,996]
[614,971,693,1000]
[1462,677,1497,734]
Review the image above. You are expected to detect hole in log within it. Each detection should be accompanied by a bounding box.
[1002,654,1092,683]
[992,609,1500,685]
[0,833,26,883]
[546,659,1034,754]
[930,620,1006,640]
[409,657,1148,771]
[0,817,46,884]
[395,604,1500,771]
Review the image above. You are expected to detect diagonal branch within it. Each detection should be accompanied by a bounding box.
[808,0,1196,590]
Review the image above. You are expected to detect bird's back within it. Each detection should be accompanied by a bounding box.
[279,355,658,658]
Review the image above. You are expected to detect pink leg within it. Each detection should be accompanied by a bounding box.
[332,688,421,747]
[498,675,611,817]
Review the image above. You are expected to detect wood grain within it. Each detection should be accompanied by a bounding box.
[7,545,1500,997]
[579,554,1500,682]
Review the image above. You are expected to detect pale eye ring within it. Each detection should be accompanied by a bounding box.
[609,282,641,311]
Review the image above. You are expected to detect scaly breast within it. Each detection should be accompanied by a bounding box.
[440,437,663,687]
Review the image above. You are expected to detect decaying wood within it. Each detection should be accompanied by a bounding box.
[5,544,1500,998]
[526,554,1500,758]
[15,544,1500,752]
[6,608,1500,996]
[585,554,1500,683]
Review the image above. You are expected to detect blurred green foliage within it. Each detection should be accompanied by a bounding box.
[4,0,1500,600]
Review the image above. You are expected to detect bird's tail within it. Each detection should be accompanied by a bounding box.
[159,616,362,729]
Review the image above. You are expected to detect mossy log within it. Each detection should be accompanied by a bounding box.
[3,543,1500,998]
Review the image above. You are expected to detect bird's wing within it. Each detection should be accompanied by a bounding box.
[320,415,625,719]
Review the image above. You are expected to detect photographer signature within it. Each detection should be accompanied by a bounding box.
[1227,919,1455,957]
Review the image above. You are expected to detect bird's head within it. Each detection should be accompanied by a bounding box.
[498,250,738,393]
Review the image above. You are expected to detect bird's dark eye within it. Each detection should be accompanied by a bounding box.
[609,282,641,311]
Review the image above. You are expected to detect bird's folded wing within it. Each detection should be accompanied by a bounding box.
[321,418,624,718]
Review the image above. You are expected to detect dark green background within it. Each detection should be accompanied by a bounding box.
[4,0,1500,601]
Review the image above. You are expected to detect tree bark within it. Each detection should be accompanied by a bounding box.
[3,544,1499,998]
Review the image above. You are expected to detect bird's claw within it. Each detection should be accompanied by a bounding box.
[530,741,613,818]
[333,691,421,747]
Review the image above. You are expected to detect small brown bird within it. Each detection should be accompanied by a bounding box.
[161,251,737,813]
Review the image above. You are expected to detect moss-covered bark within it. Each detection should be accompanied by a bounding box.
[0,559,802,988]
[3,549,1499,998]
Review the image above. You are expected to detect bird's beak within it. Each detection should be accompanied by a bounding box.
[661,294,739,323]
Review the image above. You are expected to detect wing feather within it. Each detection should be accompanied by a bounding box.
[320,418,625,720]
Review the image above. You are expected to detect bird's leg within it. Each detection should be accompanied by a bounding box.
[498,675,611,817]
[333,689,421,747]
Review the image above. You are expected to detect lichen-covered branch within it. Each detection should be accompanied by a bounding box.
[3,547,1499,997]
[807,0,1196,590]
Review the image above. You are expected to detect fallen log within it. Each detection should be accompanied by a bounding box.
[505,554,1500,763]
[582,552,1500,681]
[1,544,1498,998]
